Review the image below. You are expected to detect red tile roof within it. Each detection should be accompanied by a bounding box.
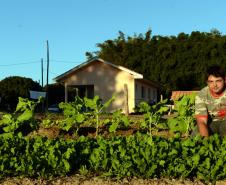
[171,91,199,101]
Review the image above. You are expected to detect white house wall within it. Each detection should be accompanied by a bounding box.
[64,61,135,113]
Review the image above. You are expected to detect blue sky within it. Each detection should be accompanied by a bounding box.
[0,0,225,85]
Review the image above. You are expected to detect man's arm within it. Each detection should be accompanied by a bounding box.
[196,116,209,137]
[195,90,209,137]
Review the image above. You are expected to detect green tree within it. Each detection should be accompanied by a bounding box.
[86,28,226,97]
[0,76,42,111]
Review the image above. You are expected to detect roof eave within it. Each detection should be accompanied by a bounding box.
[53,57,144,82]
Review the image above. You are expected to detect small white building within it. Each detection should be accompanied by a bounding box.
[54,57,161,113]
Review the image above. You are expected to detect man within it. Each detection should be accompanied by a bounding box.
[195,65,226,137]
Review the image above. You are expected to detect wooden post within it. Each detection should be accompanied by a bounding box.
[41,58,44,112]
[160,94,163,101]
[65,84,68,102]
[124,84,129,115]
[46,40,50,111]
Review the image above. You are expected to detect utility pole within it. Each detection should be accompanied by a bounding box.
[41,58,44,112]
[41,58,43,88]
[46,40,50,111]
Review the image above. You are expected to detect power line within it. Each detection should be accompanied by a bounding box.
[49,59,83,64]
[0,61,40,67]
[0,59,82,67]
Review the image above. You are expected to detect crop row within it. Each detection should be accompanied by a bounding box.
[0,93,197,139]
[1,133,226,183]
[1,94,224,184]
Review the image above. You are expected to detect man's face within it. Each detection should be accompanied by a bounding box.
[207,75,226,94]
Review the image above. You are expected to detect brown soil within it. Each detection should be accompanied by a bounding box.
[33,113,179,139]
[34,125,174,140]
[0,175,212,185]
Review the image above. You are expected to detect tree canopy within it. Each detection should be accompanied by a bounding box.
[0,76,42,111]
[86,29,226,96]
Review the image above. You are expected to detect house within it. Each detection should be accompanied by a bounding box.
[54,57,161,113]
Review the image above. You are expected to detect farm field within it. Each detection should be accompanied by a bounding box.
[1,94,226,185]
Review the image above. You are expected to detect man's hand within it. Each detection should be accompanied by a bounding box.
[196,116,209,137]
[217,108,226,118]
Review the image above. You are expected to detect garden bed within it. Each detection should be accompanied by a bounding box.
[1,95,224,184]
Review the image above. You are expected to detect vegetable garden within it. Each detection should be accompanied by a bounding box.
[0,94,226,184]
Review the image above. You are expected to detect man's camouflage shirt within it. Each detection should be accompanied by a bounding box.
[195,86,226,122]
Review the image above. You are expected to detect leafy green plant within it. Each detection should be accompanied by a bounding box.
[0,97,42,136]
[108,110,131,133]
[137,99,169,135]
[84,95,115,137]
[167,93,196,135]
[42,95,115,136]
[57,96,86,134]
[1,128,226,183]
[41,118,55,128]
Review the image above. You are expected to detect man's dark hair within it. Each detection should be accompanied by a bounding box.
[206,65,226,80]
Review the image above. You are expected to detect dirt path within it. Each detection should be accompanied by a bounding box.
[0,175,215,185]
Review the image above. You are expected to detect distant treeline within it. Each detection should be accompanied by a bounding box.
[86,29,226,96]
[0,76,65,111]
